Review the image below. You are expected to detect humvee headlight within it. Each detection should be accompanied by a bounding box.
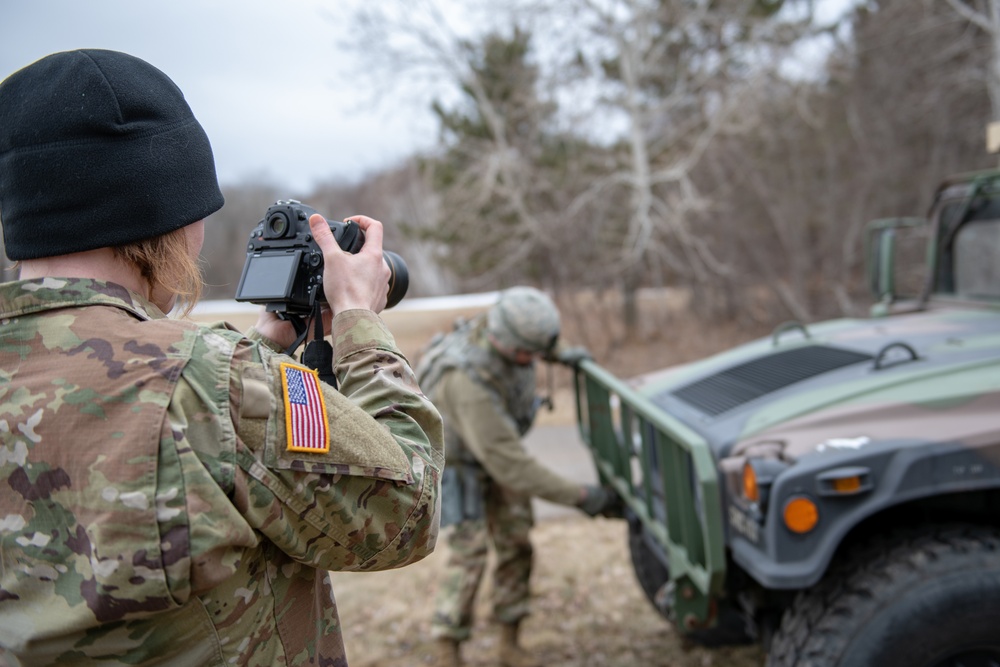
[742,462,759,503]
[740,458,788,509]
[783,496,819,534]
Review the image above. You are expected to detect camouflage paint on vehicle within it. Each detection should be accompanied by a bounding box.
[574,169,1000,638]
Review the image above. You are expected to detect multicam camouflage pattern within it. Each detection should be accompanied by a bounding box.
[430,488,533,641]
[0,277,443,666]
[417,315,538,437]
[415,314,581,642]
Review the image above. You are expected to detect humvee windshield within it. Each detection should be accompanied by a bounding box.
[953,218,1000,299]
[935,195,1000,301]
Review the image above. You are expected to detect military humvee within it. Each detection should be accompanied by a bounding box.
[573,170,1000,666]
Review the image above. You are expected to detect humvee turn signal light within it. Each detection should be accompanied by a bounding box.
[783,496,819,534]
[817,467,872,496]
[832,475,862,493]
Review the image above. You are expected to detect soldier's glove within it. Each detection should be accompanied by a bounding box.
[578,484,620,517]
[546,345,593,368]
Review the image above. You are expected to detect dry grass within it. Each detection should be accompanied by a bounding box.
[331,518,764,667]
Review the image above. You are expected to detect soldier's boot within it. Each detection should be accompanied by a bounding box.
[497,621,541,667]
[427,638,462,667]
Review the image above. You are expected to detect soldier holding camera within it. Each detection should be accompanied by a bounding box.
[0,49,443,666]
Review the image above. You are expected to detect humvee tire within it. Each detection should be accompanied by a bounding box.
[768,525,1000,667]
[628,519,751,647]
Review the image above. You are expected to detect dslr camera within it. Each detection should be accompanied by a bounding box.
[235,200,408,316]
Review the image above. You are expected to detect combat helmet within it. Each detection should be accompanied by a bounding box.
[486,286,560,356]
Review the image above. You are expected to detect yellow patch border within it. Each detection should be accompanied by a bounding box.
[279,361,331,453]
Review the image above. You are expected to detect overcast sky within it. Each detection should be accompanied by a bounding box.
[1,0,440,194]
[3,1,858,197]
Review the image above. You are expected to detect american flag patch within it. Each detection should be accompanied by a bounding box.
[280,362,330,453]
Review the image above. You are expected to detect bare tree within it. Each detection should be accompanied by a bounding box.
[308,161,456,297]
[697,0,992,322]
[337,0,992,331]
[944,0,1000,120]
[347,2,557,287]
[543,0,814,324]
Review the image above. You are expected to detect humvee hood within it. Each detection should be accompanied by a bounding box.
[636,304,1000,459]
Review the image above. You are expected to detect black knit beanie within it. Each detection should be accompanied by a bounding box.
[0,49,225,260]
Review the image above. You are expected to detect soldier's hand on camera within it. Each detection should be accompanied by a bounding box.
[313,214,391,315]
[578,484,620,517]
[251,214,390,348]
[253,305,333,351]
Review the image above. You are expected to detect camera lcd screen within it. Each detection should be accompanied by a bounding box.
[236,252,300,301]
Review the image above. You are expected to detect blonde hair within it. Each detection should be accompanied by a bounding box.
[114,226,202,316]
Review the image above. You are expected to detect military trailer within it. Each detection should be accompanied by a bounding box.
[573,170,1000,666]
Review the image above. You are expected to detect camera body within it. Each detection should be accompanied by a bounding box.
[235,200,407,315]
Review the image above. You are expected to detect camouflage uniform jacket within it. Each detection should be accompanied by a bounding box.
[0,278,444,666]
[416,316,580,508]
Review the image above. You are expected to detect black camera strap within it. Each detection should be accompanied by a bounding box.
[283,316,310,358]
[301,303,338,389]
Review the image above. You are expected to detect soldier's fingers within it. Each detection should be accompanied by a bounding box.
[344,215,384,257]
[308,214,341,257]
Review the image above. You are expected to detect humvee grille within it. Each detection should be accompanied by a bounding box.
[669,345,873,417]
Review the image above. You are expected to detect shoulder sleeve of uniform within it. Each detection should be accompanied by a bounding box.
[257,356,413,479]
[226,312,444,572]
[331,309,445,472]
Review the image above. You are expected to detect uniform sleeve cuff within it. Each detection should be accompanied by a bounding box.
[331,309,401,359]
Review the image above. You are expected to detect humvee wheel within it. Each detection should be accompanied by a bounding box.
[767,525,1000,667]
[627,518,750,646]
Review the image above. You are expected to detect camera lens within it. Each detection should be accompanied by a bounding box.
[383,250,409,309]
[267,212,289,238]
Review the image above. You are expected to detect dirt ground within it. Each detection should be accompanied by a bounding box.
[330,518,765,667]
[194,288,771,667]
